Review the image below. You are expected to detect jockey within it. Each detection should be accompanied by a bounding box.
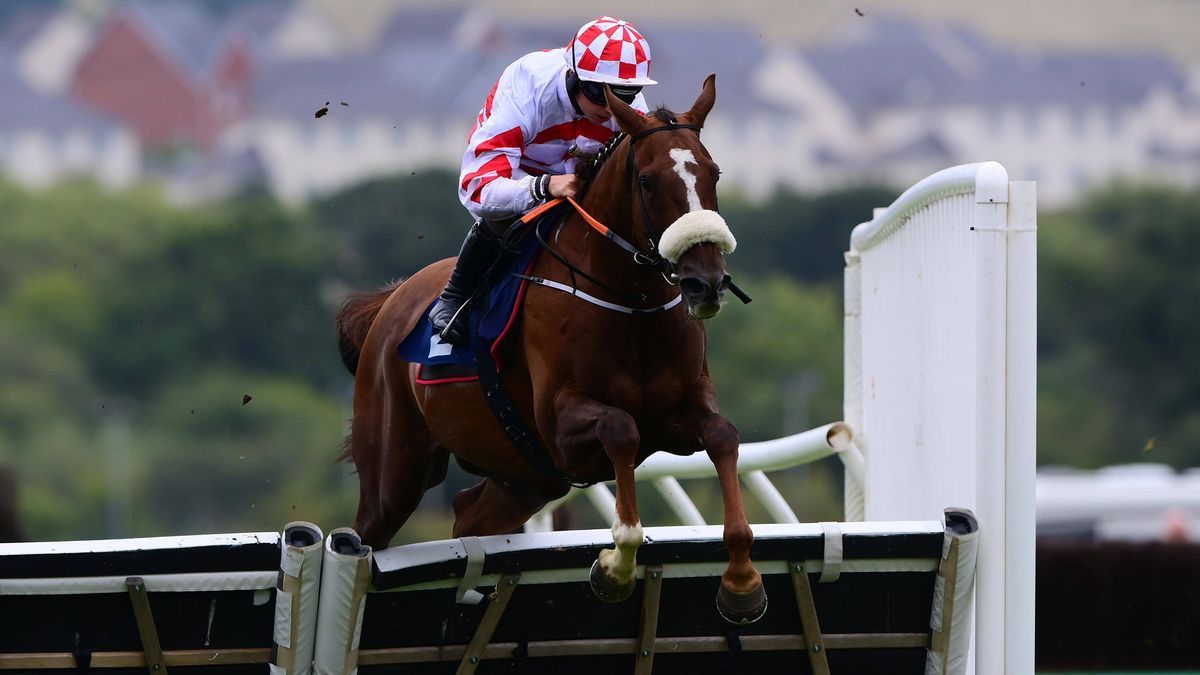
[430,16,656,346]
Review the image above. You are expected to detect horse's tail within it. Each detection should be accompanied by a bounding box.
[335,280,403,376]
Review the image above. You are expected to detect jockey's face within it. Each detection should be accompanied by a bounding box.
[575,88,612,125]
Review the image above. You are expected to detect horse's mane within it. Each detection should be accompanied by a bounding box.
[574,107,679,187]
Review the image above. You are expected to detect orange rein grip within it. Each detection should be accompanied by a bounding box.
[519,194,613,239]
[565,196,611,237]
[519,197,565,225]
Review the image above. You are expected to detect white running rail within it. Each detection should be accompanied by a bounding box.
[524,422,863,531]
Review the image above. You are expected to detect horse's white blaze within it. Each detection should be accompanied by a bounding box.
[598,519,643,583]
[669,148,702,212]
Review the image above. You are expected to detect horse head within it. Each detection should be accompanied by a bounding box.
[606,75,736,320]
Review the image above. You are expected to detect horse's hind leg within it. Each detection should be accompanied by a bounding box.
[352,423,446,550]
[451,478,561,537]
[350,373,447,550]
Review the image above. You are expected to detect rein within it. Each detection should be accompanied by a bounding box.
[517,120,750,311]
[517,193,671,308]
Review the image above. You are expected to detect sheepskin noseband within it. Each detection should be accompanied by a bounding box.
[657,210,737,264]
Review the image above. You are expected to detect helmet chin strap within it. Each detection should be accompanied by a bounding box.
[564,70,585,117]
[566,39,585,117]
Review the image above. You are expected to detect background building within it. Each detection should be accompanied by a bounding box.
[2,0,1199,206]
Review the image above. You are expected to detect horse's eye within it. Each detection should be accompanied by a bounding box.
[638,175,653,192]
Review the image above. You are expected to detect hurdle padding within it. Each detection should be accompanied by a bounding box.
[313,528,372,675]
[342,510,976,674]
[0,521,323,674]
[274,522,326,675]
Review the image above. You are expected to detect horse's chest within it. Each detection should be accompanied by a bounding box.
[528,293,704,418]
[585,370,685,418]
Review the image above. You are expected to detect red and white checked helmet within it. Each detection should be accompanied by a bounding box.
[565,16,656,86]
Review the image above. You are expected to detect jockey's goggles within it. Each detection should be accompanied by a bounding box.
[581,80,641,107]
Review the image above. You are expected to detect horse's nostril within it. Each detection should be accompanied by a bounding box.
[680,277,708,297]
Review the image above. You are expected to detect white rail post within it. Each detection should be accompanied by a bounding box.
[842,251,865,522]
[741,471,799,524]
[845,163,1036,674]
[652,477,707,526]
[1005,181,1037,675]
[585,483,618,523]
[973,162,1009,675]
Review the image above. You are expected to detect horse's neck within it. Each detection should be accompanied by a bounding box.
[531,166,706,375]
[575,156,629,243]
[554,158,666,297]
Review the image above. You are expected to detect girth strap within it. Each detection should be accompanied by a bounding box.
[474,334,593,489]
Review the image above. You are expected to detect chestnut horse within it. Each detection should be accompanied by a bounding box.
[336,75,766,623]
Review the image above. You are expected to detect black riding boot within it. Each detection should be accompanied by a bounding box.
[429,222,505,346]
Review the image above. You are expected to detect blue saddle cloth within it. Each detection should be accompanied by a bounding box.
[395,226,544,369]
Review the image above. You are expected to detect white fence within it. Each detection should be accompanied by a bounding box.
[530,162,1037,675]
[847,162,1036,675]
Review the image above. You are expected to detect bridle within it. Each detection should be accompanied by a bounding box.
[520,118,750,308]
[623,119,704,280]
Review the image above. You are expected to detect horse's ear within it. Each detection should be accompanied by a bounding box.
[606,85,648,134]
[684,73,717,128]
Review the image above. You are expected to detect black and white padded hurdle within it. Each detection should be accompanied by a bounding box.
[0,522,367,675]
[1,512,977,674]
[351,510,978,674]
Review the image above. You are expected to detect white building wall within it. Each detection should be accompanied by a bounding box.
[97,131,141,189]
[2,127,141,190]
[7,132,56,187]
[230,117,464,204]
[61,129,96,172]
[866,94,1198,209]
[271,6,348,58]
[16,13,92,96]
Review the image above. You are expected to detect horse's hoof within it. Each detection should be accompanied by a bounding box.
[716,583,768,625]
[589,559,635,603]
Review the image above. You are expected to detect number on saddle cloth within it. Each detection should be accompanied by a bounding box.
[396,215,556,374]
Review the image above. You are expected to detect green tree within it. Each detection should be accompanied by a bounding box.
[87,197,338,395]
[720,185,898,284]
[705,275,844,441]
[137,370,354,535]
[0,181,178,295]
[0,321,111,538]
[684,275,848,524]
[1038,185,1200,468]
[314,170,466,290]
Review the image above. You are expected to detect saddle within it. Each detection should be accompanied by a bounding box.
[395,220,547,384]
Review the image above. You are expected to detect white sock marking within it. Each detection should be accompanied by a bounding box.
[669,148,702,212]
[599,519,643,582]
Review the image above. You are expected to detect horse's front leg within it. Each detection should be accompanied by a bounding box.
[553,388,642,603]
[677,382,767,624]
[703,412,767,623]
